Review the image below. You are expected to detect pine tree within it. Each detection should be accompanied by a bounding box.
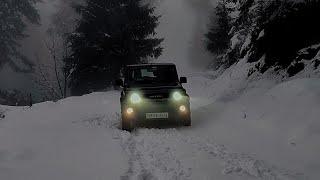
[206,0,231,55]
[251,0,320,68]
[0,0,40,72]
[67,0,163,95]
[237,0,255,27]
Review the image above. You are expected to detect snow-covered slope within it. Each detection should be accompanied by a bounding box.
[0,92,128,180]
[1,63,319,179]
[186,77,320,179]
[184,59,320,179]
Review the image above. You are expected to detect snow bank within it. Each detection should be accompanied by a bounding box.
[186,71,320,179]
[0,91,128,180]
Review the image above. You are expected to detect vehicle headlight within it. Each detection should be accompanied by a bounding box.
[173,91,183,101]
[130,93,142,104]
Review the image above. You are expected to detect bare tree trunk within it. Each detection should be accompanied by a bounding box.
[45,38,64,98]
[64,71,67,98]
[29,93,33,107]
[34,54,61,99]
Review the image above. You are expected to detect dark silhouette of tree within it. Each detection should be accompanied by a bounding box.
[0,89,30,106]
[67,0,163,95]
[250,0,320,70]
[206,0,231,56]
[236,0,255,27]
[206,0,320,76]
[0,0,40,72]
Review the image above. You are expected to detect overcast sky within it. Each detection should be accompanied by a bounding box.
[0,0,216,93]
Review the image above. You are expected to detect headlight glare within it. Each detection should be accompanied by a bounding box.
[126,107,134,114]
[179,105,186,112]
[173,91,183,101]
[130,93,142,104]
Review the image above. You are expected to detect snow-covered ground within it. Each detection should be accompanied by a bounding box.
[0,92,128,180]
[1,60,319,179]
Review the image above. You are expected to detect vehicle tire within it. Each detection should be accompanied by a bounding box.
[183,116,191,126]
[122,118,134,132]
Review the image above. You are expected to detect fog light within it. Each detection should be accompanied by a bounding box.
[179,105,186,112]
[126,108,134,115]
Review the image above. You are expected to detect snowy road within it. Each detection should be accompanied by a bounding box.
[99,111,305,180]
[1,71,319,179]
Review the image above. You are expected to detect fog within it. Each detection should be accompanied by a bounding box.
[152,0,216,75]
[0,0,217,93]
[0,0,60,93]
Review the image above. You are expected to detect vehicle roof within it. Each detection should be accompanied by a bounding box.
[126,63,176,67]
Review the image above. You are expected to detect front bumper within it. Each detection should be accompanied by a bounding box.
[121,99,190,125]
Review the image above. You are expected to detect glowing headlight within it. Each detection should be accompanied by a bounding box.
[130,93,142,104]
[179,105,186,112]
[173,91,183,101]
[126,107,134,114]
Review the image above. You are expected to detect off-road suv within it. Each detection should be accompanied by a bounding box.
[116,63,191,131]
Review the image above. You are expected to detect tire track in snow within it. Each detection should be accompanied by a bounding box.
[116,129,192,180]
[119,131,157,180]
[174,132,307,180]
[117,128,306,179]
[94,113,191,180]
[87,114,306,180]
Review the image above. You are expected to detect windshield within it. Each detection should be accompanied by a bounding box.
[125,65,179,87]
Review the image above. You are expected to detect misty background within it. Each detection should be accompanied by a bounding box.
[0,0,216,97]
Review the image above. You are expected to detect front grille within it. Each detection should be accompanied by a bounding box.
[144,93,169,99]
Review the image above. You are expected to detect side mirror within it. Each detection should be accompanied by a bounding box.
[115,79,124,87]
[180,77,187,84]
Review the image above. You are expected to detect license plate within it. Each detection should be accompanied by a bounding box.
[146,113,169,119]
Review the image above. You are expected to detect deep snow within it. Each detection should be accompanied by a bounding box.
[0,92,128,180]
[1,60,320,179]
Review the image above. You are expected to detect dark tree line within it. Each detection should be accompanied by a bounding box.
[0,89,31,106]
[0,0,163,101]
[205,0,234,68]
[206,0,231,55]
[0,0,40,72]
[250,0,320,70]
[66,0,163,95]
[0,0,39,105]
